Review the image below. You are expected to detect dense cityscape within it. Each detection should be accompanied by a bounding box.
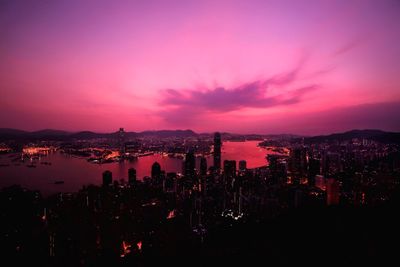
[1,129,399,266]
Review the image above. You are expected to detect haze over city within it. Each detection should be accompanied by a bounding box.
[1,0,400,134]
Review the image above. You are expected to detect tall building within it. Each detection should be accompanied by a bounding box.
[289,147,307,185]
[200,156,207,176]
[151,162,161,180]
[118,128,125,153]
[213,132,222,170]
[184,150,196,177]
[151,162,165,187]
[224,160,236,177]
[128,168,137,186]
[315,175,326,191]
[268,155,288,185]
[326,178,340,205]
[102,170,112,186]
[278,160,288,185]
[165,172,177,192]
[239,160,247,172]
[308,158,321,186]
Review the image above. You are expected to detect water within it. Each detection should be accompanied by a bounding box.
[0,141,276,195]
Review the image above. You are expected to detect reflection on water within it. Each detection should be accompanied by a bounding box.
[0,141,277,195]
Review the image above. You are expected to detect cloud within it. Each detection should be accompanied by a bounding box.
[156,63,321,126]
[159,68,318,120]
[333,38,365,57]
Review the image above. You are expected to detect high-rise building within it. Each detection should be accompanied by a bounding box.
[278,160,288,184]
[239,160,247,172]
[102,170,112,186]
[326,178,340,205]
[118,128,125,153]
[268,155,288,185]
[308,157,321,186]
[200,156,207,176]
[165,172,177,192]
[184,150,196,177]
[151,162,161,180]
[128,168,137,186]
[224,160,236,177]
[213,132,222,170]
[315,175,326,191]
[289,147,307,185]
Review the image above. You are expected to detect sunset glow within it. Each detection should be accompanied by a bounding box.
[1,0,400,134]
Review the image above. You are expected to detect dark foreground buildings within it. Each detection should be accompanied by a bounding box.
[1,135,400,266]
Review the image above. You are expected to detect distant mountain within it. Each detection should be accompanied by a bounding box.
[0,128,72,141]
[30,129,70,138]
[0,128,28,135]
[1,128,399,143]
[0,128,196,141]
[69,131,112,140]
[0,128,29,140]
[69,130,195,139]
[305,129,400,144]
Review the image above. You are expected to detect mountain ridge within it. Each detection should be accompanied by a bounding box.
[0,128,399,143]
[303,129,400,144]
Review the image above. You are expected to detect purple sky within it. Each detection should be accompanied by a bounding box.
[1,0,400,134]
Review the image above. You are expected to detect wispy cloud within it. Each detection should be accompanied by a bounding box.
[157,64,319,125]
[333,38,365,57]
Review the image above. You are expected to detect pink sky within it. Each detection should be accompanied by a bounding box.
[1,0,400,134]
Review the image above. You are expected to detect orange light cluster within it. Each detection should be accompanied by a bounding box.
[23,147,51,155]
[104,151,120,159]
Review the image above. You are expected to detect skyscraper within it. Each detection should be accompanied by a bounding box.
[213,132,222,170]
[184,150,196,177]
[102,170,112,186]
[224,160,236,177]
[315,175,326,191]
[308,157,321,186]
[118,128,125,153]
[165,172,177,192]
[289,147,307,185]
[200,156,207,176]
[151,162,161,180]
[239,160,247,172]
[268,155,288,185]
[326,178,340,205]
[128,168,137,186]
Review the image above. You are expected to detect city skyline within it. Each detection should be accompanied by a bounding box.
[1,0,400,134]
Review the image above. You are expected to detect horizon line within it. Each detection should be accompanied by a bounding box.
[0,127,396,137]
